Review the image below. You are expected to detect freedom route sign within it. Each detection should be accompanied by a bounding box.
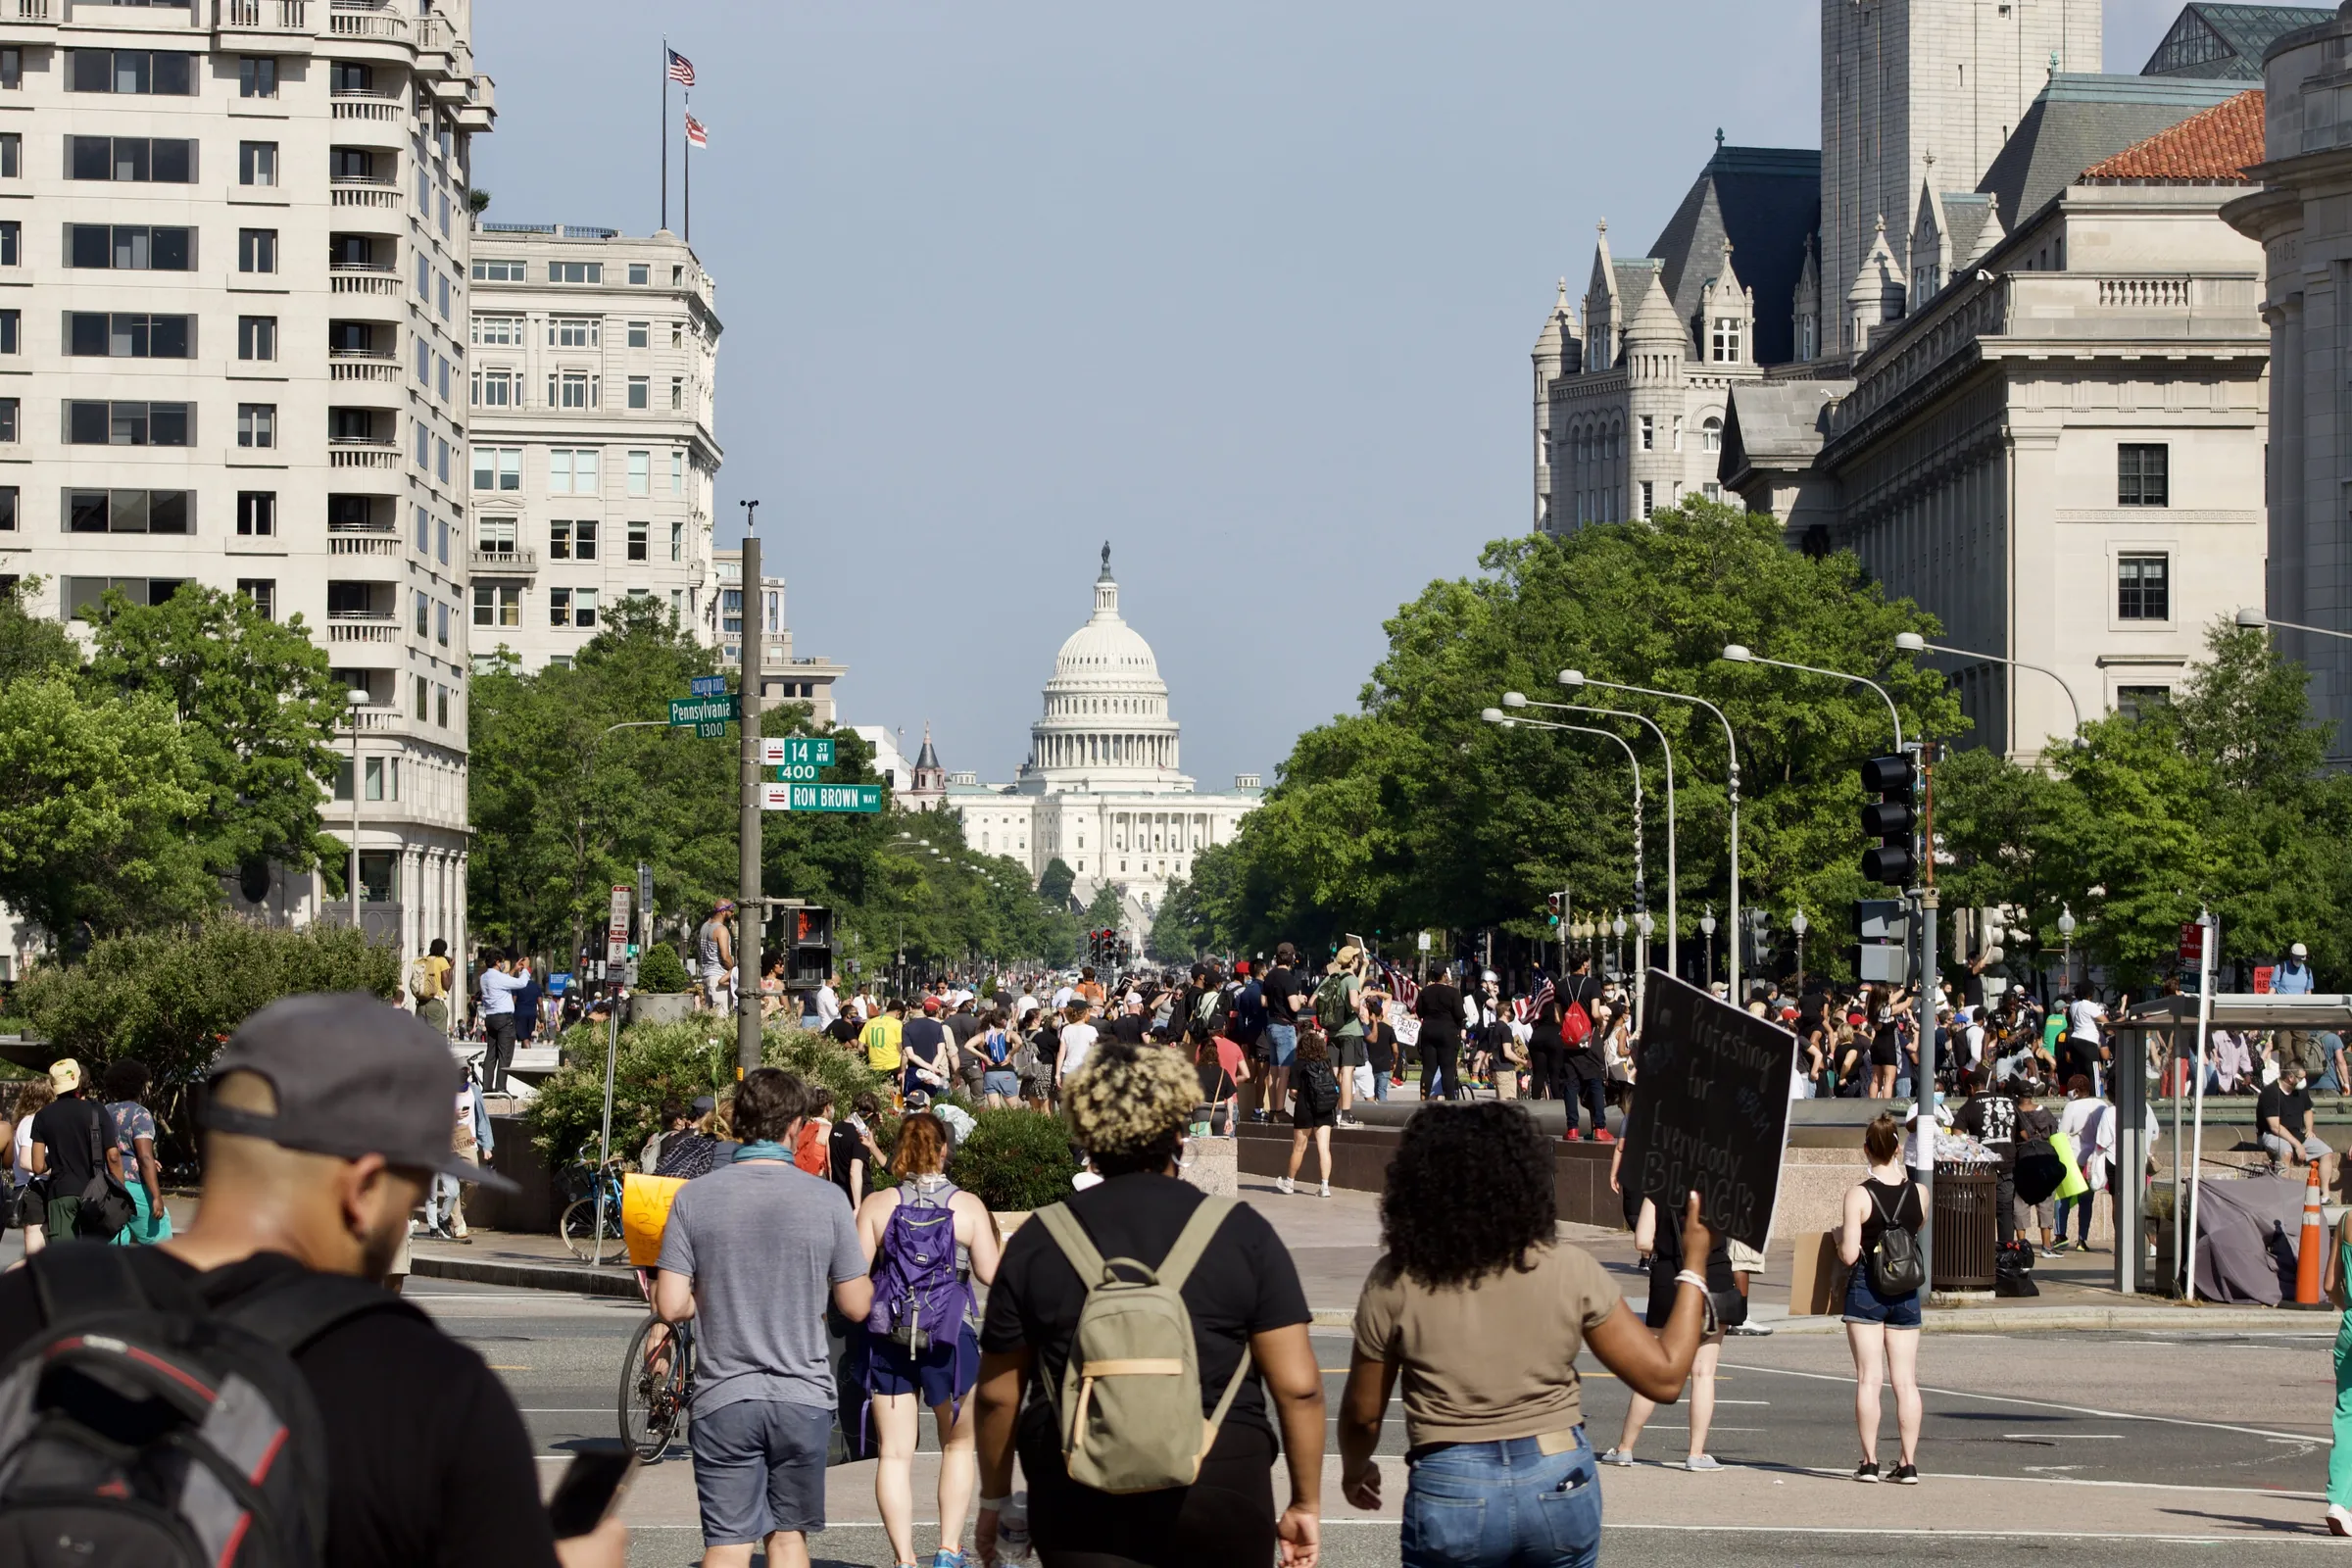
[689,674,729,698]
[668,695,739,727]
[760,782,882,813]
[1622,969,1795,1251]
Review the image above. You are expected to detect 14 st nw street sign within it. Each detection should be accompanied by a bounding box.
[668,695,740,727]
[760,736,836,767]
[760,783,882,813]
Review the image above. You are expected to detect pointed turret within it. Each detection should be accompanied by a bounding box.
[1697,237,1754,366]
[1844,215,1908,354]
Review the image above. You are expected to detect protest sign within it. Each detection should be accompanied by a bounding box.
[1624,970,1796,1251]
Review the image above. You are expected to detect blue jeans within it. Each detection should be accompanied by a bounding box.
[1402,1431,1599,1568]
[2055,1190,2095,1245]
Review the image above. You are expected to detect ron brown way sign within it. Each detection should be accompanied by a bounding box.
[759,782,881,813]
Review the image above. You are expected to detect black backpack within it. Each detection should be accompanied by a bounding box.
[1865,1184,1928,1297]
[0,1243,424,1567]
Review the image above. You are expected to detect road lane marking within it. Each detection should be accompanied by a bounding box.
[1722,1362,2323,1443]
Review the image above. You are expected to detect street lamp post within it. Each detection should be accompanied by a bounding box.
[1893,631,2082,739]
[1721,644,1903,753]
[1792,907,1809,985]
[1482,710,1645,955]
[2058,905,2078,996]
[1561,670,1740,997]
[1506,692,1676,983]
[1700,906,1716,991]
[344,688,371,930]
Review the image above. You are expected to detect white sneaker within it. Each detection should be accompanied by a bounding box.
[2328,1504,2352,1537]
[1685,1454,1724,1472]
[1318,1183,1332,1199]
[1275,1176,1295,1195]
[1597,1447,1635,1467]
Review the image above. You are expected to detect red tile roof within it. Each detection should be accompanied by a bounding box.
[2082,90,2265,182]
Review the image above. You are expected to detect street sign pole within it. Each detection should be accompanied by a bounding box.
[736,515,763,1077]
[593,880,630,1268]
[1914,743,1938,1317]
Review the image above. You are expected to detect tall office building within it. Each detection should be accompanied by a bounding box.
[462,223,721,669]
[0,0,492,956]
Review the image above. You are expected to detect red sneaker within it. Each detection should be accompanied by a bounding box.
[1595,1129,1616,1144]
[1564,1129,1582,1142]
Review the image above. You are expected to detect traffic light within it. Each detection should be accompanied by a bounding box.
[1545,894,1563,930]
[787,905,833,987]
[1860,753,1919,886]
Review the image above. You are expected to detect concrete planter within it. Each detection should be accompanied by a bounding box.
[630,993,695,1026]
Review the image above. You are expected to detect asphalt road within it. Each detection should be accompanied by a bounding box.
[406,1281,2345,1566]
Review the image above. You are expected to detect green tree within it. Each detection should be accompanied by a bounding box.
[0,677,213,942]
[0,578,79,688]
[1082,883,1124,935]
[1149,875,1205,962]
[1038,858,1077,910]
[1198,504,1963,968]
[84,585,346,886]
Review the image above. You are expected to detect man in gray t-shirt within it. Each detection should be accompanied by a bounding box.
[656,1069,872,1566]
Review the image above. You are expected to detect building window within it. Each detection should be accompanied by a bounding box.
[548,260,603,284]
[238,56,277,97]
[70,315,194,359]
[549,520,572,561]
[670,520,684,562]
[414,589,428,636]
[469,257,525,282]
[437,356,450,402]
[0,48,18,89]
[472,582,520,627]
[672,452,685,494]
[549,448,600,494]
[627,521,649,562]
[0,134,17,178]
[236,578,275,619]
[436,517,450,564]
[436,685,449,728]
[2118,553,2171,621]
[550,317,599,349]
[236,317,276,361]
[436,437,450,482]
[550,587,570,625]
[1701,416,1723,453]
[436,600,450,646]
[626,320,650,349]
[671,319,685,348]
[472,447,521,491]
[627,376,650,410]
[470,368,517,407]
[470,314,523,347]
[69,136,196,182]
[549,371,598,409]
[1638,415,1652,452]
[1640,480,1654,519]
[670,376,684,411]
[0,487,16,530]
[237,228,277,273]
[236,492,274,536]
[237,141,276,186]
[70,225,193,271]
[68,401,191,446]
[413,420,426,468]
[67,50,196,95]
[2119,444,2170,507]
[628,263,650,285]
[67,489,193,535]
[624,450,651,497]
[414,674,429,720]
[2116,685,2173,722]
[0,399,13,442]
[437,272,449,318]
[236,403,274,448]
[476,515,515,555]
[1711,318,1742,363]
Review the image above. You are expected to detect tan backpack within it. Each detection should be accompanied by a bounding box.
[1030,1197,1251,1494]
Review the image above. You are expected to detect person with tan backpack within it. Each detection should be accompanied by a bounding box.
[971,1040,1326,1567]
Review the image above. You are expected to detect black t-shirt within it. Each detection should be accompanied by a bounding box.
[1110,1011,1150,1045]
[0,1248,559,1568]
[1261,967,1300,1026]
[980,1173,1308,1447]
[830,1119,871,1202]
[947,1012,984,1049]
[2260,1082,2315,1139]
[826,1014,863,1048]
[30,1097,109,1190]
[903,1016,950,1074]
[1365,1021,1397,1071]
[1414,984,1463,1044]
[1955,1093,2018,1171]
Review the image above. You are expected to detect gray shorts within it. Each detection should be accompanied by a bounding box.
[688,1398,830,1544]
[1335,1035,1367,1068]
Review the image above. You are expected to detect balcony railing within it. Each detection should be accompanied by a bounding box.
[330,92,401,122]
[331,186,399,209]
[221,0,306,29]
[469,546,537,573]
[329,261,399,295]
[328,349,399,382]
[328,620,398,643]
[7,0,49,21]
[329,534,401,557]
[326,3,406,42]
[327,437,398,469]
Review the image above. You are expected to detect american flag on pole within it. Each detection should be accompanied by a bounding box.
[666,48,696,86]
[684,113,709,148]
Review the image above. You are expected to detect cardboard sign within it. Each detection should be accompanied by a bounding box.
[1624,969,1796,1252]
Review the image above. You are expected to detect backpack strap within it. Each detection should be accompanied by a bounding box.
[30,1243,172,1324]
[1152,1197,1235,1296]
[1031,1202,1109,1287]
[218,1271,428,1353]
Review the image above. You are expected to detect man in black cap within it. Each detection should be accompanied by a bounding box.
[0,994,625,1568]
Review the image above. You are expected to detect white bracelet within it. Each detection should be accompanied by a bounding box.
[1675,1269,1708,1292]
[978,1495,1008,1512]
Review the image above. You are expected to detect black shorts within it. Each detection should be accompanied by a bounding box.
[1871,1031,1901,1068]
[1025,1417,1275,1566]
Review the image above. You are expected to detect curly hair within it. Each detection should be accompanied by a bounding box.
[1382,1102,1556,1288]
[1062,1040,1196,1169]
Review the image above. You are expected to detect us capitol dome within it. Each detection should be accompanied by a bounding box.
[916,544,1263,938]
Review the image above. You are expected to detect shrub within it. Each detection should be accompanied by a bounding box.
[635,943,691,995]
[15,916,399,1164]
[525,1017,887,1168]
[950,1107,1080,1211]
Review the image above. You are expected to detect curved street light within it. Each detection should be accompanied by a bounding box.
[1722,643,1903,753]
[1504,691,1676,980]
[1483,706,1652,998]
[1893,631,2082,739]
[1562,668,1740,997]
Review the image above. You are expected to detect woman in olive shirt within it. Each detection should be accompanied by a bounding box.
[1338,1102,1717,1568]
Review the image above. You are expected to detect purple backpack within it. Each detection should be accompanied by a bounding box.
[866,1179,972,1371]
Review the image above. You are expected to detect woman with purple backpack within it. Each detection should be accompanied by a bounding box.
[857,1111,1004,1568]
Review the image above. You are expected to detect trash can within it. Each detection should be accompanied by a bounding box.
[1932,1162,1999,1292]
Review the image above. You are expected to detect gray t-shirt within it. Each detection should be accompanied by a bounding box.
[657,1159,865,1415]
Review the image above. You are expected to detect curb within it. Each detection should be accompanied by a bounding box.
[409,1253,643,1298]
[1304,1303,2316,1335]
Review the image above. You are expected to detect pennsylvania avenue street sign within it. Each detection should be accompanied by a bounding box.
[669,695,739,726]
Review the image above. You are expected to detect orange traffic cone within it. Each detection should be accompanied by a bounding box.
[2295,1158,2327,1306]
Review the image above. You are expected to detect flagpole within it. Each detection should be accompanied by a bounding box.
[683,95,691,243]
[661,38,668,232]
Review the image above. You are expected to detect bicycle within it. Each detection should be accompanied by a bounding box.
[618,1269,695,1461]
[557,1151,629,1263]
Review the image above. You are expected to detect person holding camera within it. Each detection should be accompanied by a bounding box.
[857,1111,1004,1568]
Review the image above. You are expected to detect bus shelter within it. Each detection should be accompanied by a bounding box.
[2108,993,2352,1296]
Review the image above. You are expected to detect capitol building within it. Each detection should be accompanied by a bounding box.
[910,547,1263,938]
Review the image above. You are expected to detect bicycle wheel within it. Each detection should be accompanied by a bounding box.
[617,1314,679,1460]
[559,1197,618,1262]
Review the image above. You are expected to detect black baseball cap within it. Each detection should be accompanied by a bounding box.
[200,993,517,1192]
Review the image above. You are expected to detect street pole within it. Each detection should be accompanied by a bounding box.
[736,503,763,1076]
[349,719,364,930]
[1915,742,1939,1308]
[592,981,621,1265]
[2186,907,2217,1302]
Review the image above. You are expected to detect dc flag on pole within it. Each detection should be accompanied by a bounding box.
[666,48,696,85]
[684,113,709,148]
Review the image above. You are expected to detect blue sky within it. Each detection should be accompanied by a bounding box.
[472,0,2200,790]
